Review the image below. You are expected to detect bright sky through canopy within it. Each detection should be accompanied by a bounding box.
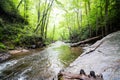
[49,2,65,28]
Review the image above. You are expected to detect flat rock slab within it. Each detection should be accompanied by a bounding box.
[65,31,120,80]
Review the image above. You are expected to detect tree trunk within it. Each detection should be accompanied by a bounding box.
[52,24,55,41]
[85,2,88,15]
[44,7,51,39]
[88,0,91,37]
[104,0,109,35]
[24,0,27,20]
[100,0,104,37]
[76,9,80,29]
[70,36,102,47]
[95,9,98,36]
[88,0,91,12]
[37,0,41,23]
[85,1,91,37]
[17,0,23,9]
[34,0,54,39]
[80,9,82,28]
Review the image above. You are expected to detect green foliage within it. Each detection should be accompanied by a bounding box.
[0,0,17,13]
[19,34,43,47]
[0,42,6,49]
[0,23,23,42]
[0,0,27,23]
[0,0,120,50]
[54,0,120,41]
[80,27,89,40]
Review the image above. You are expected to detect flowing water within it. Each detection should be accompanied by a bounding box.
[0,41,83,80]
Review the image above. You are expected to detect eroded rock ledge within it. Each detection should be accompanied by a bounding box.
[64,31,120,80]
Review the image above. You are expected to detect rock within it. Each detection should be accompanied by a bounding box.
[64,31,120,80]
[31,45,36,49]
[9,49,29,54]
[27,42,46,49]
[0,52,11,62]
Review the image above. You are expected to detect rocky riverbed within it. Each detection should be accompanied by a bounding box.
[64,31,120,80]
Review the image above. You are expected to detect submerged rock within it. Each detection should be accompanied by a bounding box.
[64,31,120,80]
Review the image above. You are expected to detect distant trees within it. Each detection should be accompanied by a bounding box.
[1,0,119,45]
[55,0,120,42]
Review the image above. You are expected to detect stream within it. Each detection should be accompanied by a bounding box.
[0,41,82,80]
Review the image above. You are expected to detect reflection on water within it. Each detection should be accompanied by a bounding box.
[58,45,83,67]
[0,41,83,80]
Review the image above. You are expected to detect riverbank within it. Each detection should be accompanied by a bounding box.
[63,31,120,80]
[0,49,29,63]
[0,41,46,62]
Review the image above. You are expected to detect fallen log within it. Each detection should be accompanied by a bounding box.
[81,40,104,56]
[70,36,102,47]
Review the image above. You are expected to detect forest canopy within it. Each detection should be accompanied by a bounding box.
[0,0,120,50]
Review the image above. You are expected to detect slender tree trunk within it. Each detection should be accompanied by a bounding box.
[37,0,41,23]
[67,15,71,40]
[80,10,82,27]
[76,0,80,29]
[88,0,91,11]
[43,0,54,39]
[85,2,88,15]
[34,0,54,39]
[40,0,47,37]
[104,0,109,35]
[24,0,27,20]
[85,1,91,37]
[80,2,82,28]
[88,0,91,37]
[52,24,55,41]
[17,0,23,9]
[95,11,98,36]
[44,7,51,39]
[76,9,80,29]
[100,0,104,37]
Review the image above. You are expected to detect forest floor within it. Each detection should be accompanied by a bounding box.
[63,31,120,80]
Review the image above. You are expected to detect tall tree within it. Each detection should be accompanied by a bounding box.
[17,0,23,9]
[24,0,27,20]
[34,0,54,39]
[104,0,109,35]
[84,0,91,37]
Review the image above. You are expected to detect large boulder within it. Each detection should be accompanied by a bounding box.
[65,31,120,80]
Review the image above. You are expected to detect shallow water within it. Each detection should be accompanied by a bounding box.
[0,41,82,80]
